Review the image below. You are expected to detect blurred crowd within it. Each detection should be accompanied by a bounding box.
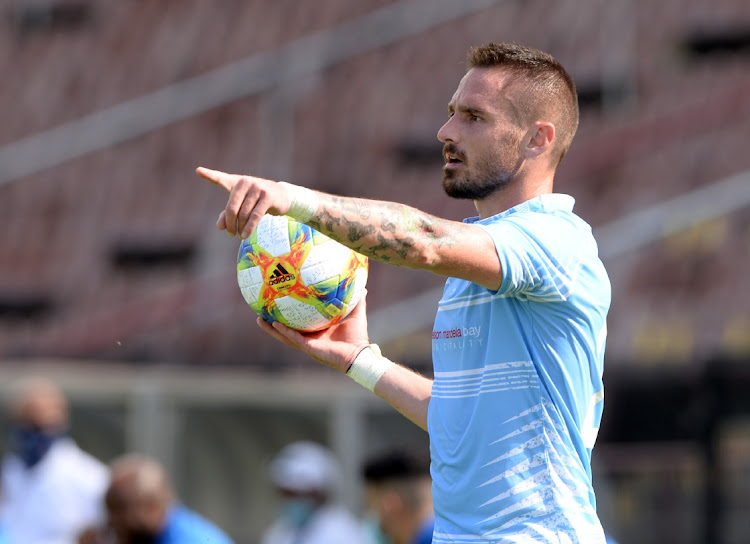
[0,378,434,544]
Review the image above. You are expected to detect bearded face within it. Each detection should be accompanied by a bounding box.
[437,68,527,202]
[441,132,523,201]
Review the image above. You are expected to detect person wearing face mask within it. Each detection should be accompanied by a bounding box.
[0,376,109,544]
[260,441,368,544]
[361,450,433,544]
[79,453,234,544]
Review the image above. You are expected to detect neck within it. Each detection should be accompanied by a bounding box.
[474,170,555,219]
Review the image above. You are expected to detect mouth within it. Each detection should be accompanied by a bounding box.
[443,154,464,169]
[443,145,465,169]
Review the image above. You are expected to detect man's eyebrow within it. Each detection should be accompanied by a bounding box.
[447,103,486,115]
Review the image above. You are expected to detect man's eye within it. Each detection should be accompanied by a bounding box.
[469,114,480,121]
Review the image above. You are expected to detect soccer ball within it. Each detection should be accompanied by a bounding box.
[237,215,368,332]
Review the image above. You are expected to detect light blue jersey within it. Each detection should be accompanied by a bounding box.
[429,194,611,544]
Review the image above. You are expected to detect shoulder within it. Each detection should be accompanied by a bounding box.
[480,196,607,298]
[485,200,593,245]
[55,439,108,483]
[307,505,366,541]
[314,504,360,524]
[61,439,106,466]
[479,195,593,252]
[163,505,234,544]
[260,522,290,544]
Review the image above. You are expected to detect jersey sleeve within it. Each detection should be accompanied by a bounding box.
[478,213,586,301]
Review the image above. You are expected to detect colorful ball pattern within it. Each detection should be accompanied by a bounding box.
[237,215,368,332]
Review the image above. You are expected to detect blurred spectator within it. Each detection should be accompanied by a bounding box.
[0,377,108,544]
[362,450,433,544]
[260,441,367,544]
[79,453,234,544]
[0,505,7,544]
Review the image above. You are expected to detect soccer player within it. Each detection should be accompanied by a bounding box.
[199,42,611,543]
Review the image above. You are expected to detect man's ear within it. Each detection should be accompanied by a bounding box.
[524,122,555,158]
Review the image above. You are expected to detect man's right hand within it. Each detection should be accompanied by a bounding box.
[196,167,291,239]
[256,292,371,374]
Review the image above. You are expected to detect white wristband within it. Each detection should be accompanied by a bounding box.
[278,182,319,223]
[346,344,393,391]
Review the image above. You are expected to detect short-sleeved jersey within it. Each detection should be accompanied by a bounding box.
[429,194,611,544]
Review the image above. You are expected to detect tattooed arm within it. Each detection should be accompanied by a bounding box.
[309,194,501,289]
[197,167,502,290]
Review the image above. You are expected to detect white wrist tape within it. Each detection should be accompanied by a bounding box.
[346,344,394,391]
[278,182,319,223]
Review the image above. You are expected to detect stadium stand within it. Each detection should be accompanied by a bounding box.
[1,0,748,369]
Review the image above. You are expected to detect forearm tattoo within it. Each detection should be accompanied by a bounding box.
[310,195,457,267]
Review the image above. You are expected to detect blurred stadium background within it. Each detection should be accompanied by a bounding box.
[0,0,749,542]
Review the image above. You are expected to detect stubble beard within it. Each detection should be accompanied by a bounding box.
[442,154,523,200]
[441,137,524,200]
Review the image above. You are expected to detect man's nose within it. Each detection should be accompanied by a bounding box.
[437,117,456,143]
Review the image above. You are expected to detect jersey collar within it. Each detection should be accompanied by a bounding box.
[464,193,575,224]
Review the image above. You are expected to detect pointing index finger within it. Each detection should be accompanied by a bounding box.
[196,166,240,192]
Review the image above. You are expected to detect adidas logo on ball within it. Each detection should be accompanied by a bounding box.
[268,263,296,286]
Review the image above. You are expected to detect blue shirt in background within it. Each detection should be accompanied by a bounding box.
[412,518,434,544]
[158,504,234,544]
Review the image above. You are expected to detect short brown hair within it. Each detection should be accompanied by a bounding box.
[467,43,579,167]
